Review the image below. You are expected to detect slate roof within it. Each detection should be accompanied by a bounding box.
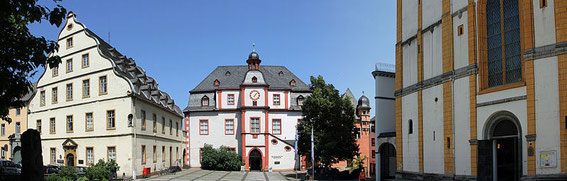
[21,82,37,102]
[82,28,182,116]
[190,65,310,93]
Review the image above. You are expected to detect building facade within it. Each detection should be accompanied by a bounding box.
[395,0,567,180]
[0,86,34,163]
[27,12,185,178]
[184,51,310,171]
[372,63,396,180]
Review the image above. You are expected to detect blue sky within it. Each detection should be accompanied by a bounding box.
[29,0,396,117]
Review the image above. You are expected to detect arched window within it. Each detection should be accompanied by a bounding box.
[408,119,413,134]
[297,95,304,106]
[289,79,296,87]
[201,96,209,107]
[213,79,220,87]
[483,0,522,88]
[252,76,257,83]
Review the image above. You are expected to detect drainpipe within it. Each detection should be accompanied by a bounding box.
[131,94,137,180]
[451,75,456,178]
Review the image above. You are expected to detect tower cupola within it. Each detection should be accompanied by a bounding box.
[246,50,261,70]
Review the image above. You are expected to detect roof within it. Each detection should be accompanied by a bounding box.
[20,82,36,102]
[190,65,310,92]
[82,26,182,116]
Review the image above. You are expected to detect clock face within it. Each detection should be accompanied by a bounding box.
[250,90,261,100]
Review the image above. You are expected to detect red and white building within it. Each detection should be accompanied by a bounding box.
[184,51,310,171]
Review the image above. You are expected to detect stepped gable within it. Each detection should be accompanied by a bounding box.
[83,29,182,116]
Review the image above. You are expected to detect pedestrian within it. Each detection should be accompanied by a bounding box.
[359,168,366,181]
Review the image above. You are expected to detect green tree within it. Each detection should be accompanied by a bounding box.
[201,144,242,171]
[0,0,66,123]
[85,159,120,180]
[58,167,78,181]
[297,76,359,166]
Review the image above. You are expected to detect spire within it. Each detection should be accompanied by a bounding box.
[246,43,261,70]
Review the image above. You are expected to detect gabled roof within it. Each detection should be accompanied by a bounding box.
[75,17,182,116]
[190,65,310,92]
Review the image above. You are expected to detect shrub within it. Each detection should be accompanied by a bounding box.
[58,167,78,181]
[201,144,242,171]
[85,159,120,180]
[47,174,60,181]
[77,176,89,181]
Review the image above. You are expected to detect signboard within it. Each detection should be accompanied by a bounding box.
[57,159,64,164]
[539,150,556,168]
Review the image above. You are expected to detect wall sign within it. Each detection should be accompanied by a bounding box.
[539,150,556,168]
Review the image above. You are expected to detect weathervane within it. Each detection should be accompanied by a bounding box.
[252,43,256,51]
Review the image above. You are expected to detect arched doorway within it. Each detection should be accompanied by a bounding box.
[249,149,262,171]
[379,143,396,180]
[479,111,522,181]
[66,153,75,166]
[12,146,21,163]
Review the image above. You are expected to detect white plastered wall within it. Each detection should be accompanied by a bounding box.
[402,0,418,41]
[422,0,442,28]
[402,92,419,172]
[452,0,469,13]
[453,12,469,70]
[422,85,444,174]
[188,111,240,167]
[534,56,561,174]
[423,24,443,80]
[533,0,556,47]
[453,77,471,175]
[403,42,418,87]
[375,76,396,134]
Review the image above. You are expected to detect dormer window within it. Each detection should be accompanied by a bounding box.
[252,76,257,83]
[214,79,220,87]
[290,79,296,87]
[279,71,284,76]
[297,95,304,106]
[201,96,209,107]
[225,71,231,76]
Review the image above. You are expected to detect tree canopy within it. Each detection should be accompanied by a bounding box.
[0,0,66,123]
[297,75,359,166]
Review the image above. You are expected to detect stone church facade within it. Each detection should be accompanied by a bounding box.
[395,0,567,180]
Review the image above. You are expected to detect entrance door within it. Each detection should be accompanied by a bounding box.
[66,154,75,166]
[379,143,396,180]
[249,149,262,171]
[496,137,518,181]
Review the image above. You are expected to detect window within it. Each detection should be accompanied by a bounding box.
[273,94,280,105]
[540,0,547,8]
[169,119,173,135]
[176,122,179,136]
[66,115,73,133]
[40,91,46,106]
[458,24,464,36]
[66,37,73,48]
[225,119,234,135]
[141,110,146,130]
[99,76,108,94]
[284,146,292,152]
[253,101,257,106]
[16,108,20,116]
[153,145,157,163]
[162,117,165,134]
[52,87,58,104]
[201,96,209,107]
[52,66,58,77]
[162,146,165,162]
[408,119,413,134]
[199,120,208,135]
[289,79,296,86]
[86,147,94,165]
[227,94,235,105]
[1,124,4,136]
[297,96,304,106]
[50,148,56,163]
[15,122,20,134]
[214,79,220,86]
[107,110,115,129]
[372,150,376,159]
[86,113,93,131]
[153,114,157,133]
[36,119,41,134]
[372,138,375,146]
[50,118,56,133]
[272,119,281,135]
[82,54,89,68]
[141,145,146,164]
[107,146,116,161]
[66,83,73,101]
[251,118,260,133]
[1,149,4,159]
[83,79,90,98]
[252,76,257,83]
[66,59,73,73]
[176,147,179,160]
[484,0,522,88]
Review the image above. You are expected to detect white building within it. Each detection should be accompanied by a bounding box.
[27,12,185,178]
[372,63,396,180]
[184,51,310,171]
